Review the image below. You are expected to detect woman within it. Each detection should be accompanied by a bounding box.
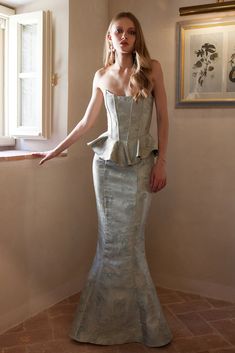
[35,11,173,348]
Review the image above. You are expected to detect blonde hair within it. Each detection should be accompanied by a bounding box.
[103,12,153,101]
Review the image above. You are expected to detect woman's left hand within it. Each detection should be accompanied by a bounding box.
[150,160,167,193]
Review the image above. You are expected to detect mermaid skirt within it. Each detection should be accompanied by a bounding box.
[69,153,173,347]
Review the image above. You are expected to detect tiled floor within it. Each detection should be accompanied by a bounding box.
[1,286,235,353]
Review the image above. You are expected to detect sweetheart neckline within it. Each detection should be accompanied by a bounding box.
[105,89,153,99]
[105,89,132,98]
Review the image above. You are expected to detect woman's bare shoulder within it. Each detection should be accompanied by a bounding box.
[93,66,112,94]
[150,59,162,72]
[94,66,110,79]
[150,59,164,84]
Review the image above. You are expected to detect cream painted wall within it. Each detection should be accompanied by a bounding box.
[109,0,235,301]
[0,0,108,334]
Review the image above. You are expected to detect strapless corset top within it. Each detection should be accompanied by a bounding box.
[87,89,158,166]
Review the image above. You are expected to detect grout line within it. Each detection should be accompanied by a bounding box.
[201,318,235,348]
[197,308,235,322]
[47,316,55,341]
[162,306,194,339]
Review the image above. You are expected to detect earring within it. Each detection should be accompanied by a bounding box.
[109,42,115,53]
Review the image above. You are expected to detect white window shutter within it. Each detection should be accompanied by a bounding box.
[9,11,52,139]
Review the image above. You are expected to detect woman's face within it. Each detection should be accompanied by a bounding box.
[108,17,136,54]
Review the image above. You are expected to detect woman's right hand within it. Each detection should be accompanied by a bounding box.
[32,149,58,165]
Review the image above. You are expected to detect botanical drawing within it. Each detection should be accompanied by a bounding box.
[192,43,218,87]
[228,51,235,83]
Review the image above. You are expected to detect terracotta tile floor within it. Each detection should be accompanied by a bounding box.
[1,286,235,353]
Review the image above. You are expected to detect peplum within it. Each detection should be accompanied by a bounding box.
[69,88,173,347]
[87,89,158,166]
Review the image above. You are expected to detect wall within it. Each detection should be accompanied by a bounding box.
[109,0,235,301]
[0,0,108,334]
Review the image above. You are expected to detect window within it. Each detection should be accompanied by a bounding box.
[0,5,52,147]
[0,17,5,136]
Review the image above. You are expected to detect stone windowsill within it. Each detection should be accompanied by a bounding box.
[0,150,67,161]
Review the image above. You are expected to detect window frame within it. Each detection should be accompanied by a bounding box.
[0,6,52,147]
[0,5,15,146]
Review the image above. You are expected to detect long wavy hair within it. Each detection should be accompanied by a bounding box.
[103,12,153,101]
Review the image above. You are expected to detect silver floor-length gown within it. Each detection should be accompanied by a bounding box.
[69,89,173,347]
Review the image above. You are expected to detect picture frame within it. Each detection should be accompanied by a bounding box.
[176,15,235,107]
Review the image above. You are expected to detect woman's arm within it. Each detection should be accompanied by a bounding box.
[150,59,169,193]
[34,70,104,165]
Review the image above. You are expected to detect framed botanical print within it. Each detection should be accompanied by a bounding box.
[176,15,235,107]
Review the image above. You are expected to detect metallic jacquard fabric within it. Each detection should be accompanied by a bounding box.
[86,89,158,166]
[69,91,173,347]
